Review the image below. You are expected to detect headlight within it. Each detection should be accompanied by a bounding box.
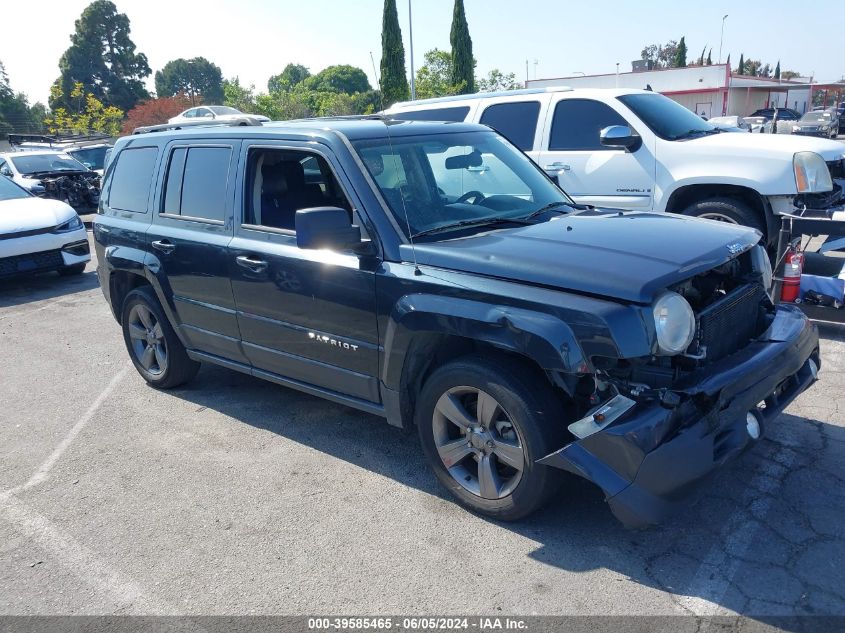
[820,124,830,131]
[53,215,84,233]
[793,151,833,193]
[792,125,800,132]
[750,244,773,291]
[652,291,696,356]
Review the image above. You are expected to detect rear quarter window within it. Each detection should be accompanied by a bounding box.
[107,147,159,213]
[479,101,541,150]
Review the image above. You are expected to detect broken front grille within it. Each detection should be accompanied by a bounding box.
[694,283,766,363]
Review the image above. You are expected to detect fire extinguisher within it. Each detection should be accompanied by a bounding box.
[780,246,804,303]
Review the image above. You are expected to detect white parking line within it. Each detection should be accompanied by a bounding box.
[10,364,130,495]
[678,446,797,617]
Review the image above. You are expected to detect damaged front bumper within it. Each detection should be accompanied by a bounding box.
[538,305,820,528]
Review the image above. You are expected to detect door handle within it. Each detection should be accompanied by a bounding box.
[151,239,176,254]
[546,162,571,171]
[236,255,269,273]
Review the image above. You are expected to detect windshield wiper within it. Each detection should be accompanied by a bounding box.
[520,201,575,221]
[410,215,534,239]
[673,128,719,140]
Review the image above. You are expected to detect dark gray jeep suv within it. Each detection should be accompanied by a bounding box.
[94,118,819,527]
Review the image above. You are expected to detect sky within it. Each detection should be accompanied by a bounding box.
[2,0,843,106]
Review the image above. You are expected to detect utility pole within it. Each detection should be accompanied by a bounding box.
[616,63,620,87]
[408,0,416,100]
[719,14,728,64]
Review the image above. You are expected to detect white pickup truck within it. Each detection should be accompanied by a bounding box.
[386,88,845,242]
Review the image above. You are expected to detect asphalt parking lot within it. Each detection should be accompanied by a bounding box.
[1,237,844,622]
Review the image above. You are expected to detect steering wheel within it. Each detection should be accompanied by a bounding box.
[456,190,486,205]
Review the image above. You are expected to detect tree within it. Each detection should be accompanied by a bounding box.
[781,70,800,80]
[698,46,707,66]
[449,0,475,94]
[379,0,409,107]
[154,57,223,105]
[122,95,192,134]
[774,60,781,80]
[267,64,311,93]
[640,41,679,69]
[45,81,123,136]
[674,36,687,68]
[706,49,712,66]
[303,65,371,94]
[222,77,257,113]
[53,0,150,112]
[0,60,48,134]
[415,49,463,99]
[737,54,745,75]
[477,69,519,92]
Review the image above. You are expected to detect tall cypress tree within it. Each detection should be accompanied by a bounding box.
[738,54,745,75]
[380,0,409,107]
[774,60,781,80]
[674,36,687,68]
[449,0,475,94]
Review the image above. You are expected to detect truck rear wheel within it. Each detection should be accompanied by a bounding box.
[681,197,765,234]
[415,355,567,521]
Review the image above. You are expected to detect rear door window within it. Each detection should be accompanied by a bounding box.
[161,146,232,222]
[479,101,541,150]
[107,147,159,213]
[548,99,628,151]
[392,106,470,122]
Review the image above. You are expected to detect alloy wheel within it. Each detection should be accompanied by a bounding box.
[431,386,525,500]
[127,304,168,376]
[697,212,739,224]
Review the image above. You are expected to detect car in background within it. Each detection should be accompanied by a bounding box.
[792,110,840,139]
[8,133,113,176]
[708,115,751,132]
[167,105,270,125]
[0,151,101,210]
[0,176,90,278]
[749,107,802,123]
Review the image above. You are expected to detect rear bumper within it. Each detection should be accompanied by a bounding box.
[539,305,820,528]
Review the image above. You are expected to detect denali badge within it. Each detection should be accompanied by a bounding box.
[726,243,745,255]
[308,332,359,351]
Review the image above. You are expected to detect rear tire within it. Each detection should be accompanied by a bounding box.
[681,196,766,234]
[416,355,568,521]
[121,286,199,389]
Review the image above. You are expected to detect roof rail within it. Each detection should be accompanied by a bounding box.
[132,118,265,135]
[388,86,573,109]
[8,132,112,147]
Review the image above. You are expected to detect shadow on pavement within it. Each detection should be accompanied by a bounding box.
[0,269,99,309]
[166,361,845,623]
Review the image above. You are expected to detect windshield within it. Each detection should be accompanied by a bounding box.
[800,112,832,123]
[10,153,87,175]
[209,106,241,115]
[68,146,108,170]
[353,130,572,239]
[0,175,31,201]
[618,93,717,140]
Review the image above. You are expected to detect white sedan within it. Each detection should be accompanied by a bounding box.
[167,105,270,125]
[0,176,90,278]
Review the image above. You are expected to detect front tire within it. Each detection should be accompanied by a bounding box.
[681,196,765,234]
[416,355,567,521]
[121,286,199,389]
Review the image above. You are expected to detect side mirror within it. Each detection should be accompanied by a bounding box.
[295,207,362,250]
[599,125,641,151]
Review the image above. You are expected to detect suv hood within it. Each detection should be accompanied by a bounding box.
[692,131,845,161]
[405,211,761,303]
[0,196,77,234]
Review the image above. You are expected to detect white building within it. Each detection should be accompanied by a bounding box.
[525,64,837,118]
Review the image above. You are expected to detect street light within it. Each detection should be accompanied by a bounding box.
[719,14,728,64]
[408,0,416,100]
